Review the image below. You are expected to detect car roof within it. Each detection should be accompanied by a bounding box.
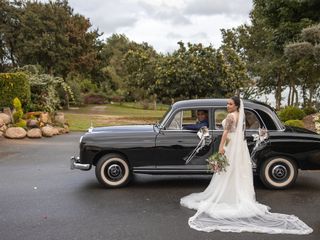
[171,98,275,112]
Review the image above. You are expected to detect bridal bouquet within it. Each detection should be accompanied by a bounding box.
[206,152,229,173]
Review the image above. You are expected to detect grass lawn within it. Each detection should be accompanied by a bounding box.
[62,103,169,131]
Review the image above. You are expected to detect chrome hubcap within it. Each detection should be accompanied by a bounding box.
[107,164,123,180]
[271,165,287,180]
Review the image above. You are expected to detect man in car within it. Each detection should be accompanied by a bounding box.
[183,110,209,130]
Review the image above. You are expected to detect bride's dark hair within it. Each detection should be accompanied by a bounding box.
[231,96,240,111]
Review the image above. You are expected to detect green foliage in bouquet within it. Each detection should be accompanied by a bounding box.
[207,152,229,174]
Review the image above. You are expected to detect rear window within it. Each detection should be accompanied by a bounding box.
[256,109,277,130]
[214,109,262,130]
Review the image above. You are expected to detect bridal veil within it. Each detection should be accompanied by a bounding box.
[180,99,313,234]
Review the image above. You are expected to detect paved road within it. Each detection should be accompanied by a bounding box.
[0,133,319,240]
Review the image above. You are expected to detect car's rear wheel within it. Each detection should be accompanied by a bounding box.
[95,154,131,188]
[259,157,298,190]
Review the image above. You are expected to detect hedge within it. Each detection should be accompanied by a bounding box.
[0,72,31,110]
[278,106,306,122]
[284,119,305,128]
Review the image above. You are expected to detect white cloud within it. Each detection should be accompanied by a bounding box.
[66,0,253,53]
[184,0,252,16]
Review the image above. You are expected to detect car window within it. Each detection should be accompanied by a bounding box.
[167,111,182,129]
[214,109,228,130]
[245,111,261,129]
[214,109,261,130]
[256,109,277,130]
[167,109,210,130]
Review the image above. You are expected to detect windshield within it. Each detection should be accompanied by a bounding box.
[158,106,172,127]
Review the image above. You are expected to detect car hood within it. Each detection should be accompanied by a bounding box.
[89,125,155,133]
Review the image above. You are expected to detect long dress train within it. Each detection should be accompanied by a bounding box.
[180,100,313,234]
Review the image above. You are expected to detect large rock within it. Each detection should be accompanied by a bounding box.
[40,112,50,124]
[41,126,55,137]
[0,131,3,138]
[0,113,11,124]
[3,108,13,122]
[0,118,4,127]
[27,128,42,138]
[0,124,7,132]
[5,127,27,139]
[56,127,67,134]
[52,127,60,135]
[54,112,65,125]
[64,124,70,133]
[27,119,39,128]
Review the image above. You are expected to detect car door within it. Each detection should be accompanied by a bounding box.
[155,108,214,171]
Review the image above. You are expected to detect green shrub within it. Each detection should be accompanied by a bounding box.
[13,97,24,123]
[80,79,98,93]
[278,106,306,122]
[303,106,317,115]
[65,79,83,106]
[0,72,31,109]
[284,120,305,128]
[28,73,73,112]
[14,119,27,128]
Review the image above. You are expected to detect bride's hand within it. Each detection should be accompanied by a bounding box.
[219,147,225,155]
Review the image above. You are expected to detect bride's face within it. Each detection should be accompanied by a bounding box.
[227,99,237,113]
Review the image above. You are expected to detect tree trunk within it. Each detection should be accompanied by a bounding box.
[152,93,157,110]
[294,87,299,106]
[287,85,292,106]
[302,86,307,108]
[275,73,282,111]
[9,41,16,67]
[65,93,69,110]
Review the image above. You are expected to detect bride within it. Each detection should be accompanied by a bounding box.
[180,97,313,234]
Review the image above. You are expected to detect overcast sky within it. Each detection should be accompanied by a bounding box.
[68,0,253,53]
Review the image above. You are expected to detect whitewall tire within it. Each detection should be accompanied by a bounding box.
[95,154,131,188]
[260,157,298,190]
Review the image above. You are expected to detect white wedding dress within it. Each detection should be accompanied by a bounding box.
[180,100,313,234]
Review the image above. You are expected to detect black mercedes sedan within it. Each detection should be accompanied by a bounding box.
[70,99,320,189]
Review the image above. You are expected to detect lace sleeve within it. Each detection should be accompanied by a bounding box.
[224,113,235,131]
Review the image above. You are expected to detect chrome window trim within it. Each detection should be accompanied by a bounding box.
[161,104,282,132]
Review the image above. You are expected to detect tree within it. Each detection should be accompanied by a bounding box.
[155,42,219,101]
[217,33,251,97]
[226,0,320,109]
[285,24,320,107]
[0,0,24,69]
[123,42,159,104]
[0,0,101,78]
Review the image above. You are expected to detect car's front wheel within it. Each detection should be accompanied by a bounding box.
[259,157,298,190]
[95,154,131,188]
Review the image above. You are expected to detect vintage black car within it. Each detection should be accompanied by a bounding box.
[71,99,320,189]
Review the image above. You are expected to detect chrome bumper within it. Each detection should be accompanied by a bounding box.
[70,156,91,170]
